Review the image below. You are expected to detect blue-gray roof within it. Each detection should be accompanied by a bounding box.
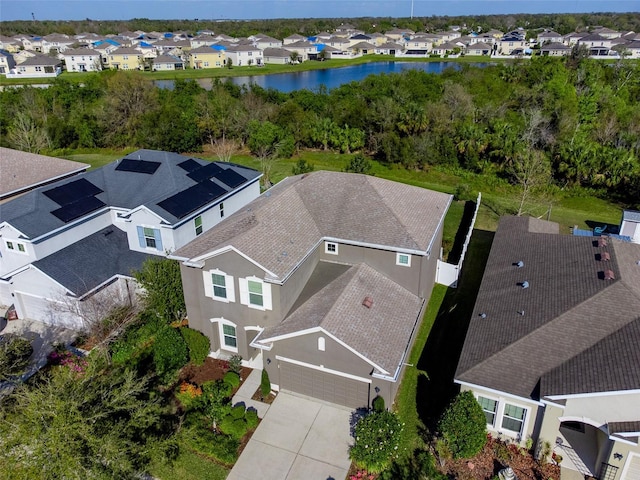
[623,210,640,222]
[1,149,261,239]
[32,227,152,296]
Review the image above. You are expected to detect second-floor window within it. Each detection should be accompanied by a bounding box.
[195,215,203,236]
[137,226,163,251]
[396,253,411,266]
[219,203,224,218]
[6,240,27,254]
[203,269,235,302]
[239,276,272,310]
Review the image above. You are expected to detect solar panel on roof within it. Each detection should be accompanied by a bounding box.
[177,159,201,173]
[115,158,161,174]
[157,182,226,219]
[187,162,223,182]
[214,169,246,188]
[51,197,106,223]
[43,178,103,206]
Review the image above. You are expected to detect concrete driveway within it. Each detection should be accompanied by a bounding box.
[227,392,353,480]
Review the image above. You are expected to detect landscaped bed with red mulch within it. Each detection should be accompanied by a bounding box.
[180,357,252,387]
[439,435,560,480]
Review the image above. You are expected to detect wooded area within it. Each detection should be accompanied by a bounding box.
[1,55,638,206]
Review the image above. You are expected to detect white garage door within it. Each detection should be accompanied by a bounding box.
[279,360,370,409]
[16,292,82,329]
[623,453,640,480]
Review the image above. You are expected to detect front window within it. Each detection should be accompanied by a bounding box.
[143,227,157,248]
[222,324,237,350]
[478,396,497,426]
[248,280,263,307]
[212,273,227,299]
[195,216,203,236]
[502,403,526,434]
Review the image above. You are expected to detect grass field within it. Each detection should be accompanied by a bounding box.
[149,449,229,480]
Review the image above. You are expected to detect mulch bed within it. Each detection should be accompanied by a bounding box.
[250,386,277,404]
[440,435,560,480]
[180,357,253,387]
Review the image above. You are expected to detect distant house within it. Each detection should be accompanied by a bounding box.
[225,44,263,66]
[466,42,493,56]
[0,148,89,201]
[190,34,217,49]
[577,33,614,55]
[172,171,452,410]
[0,50,16,75]
[7,54,62,78]
[348,41,376,55]
[374,42,403,56]
[537,30,563,44]
[624,41,640,58]
[107,47,143,70]
[0,150,261,329]
[431,41,460,56]
[385,28,414,41]
[404,35,435,55]
[455,215,640,480]
[152,54,183,70]
[41,33,75,54]
[63,48,102,72]
[189,45,226,69]
[540,42,571,56]
[262,47,292,65]
[498,33,526,55]
[281,41,318,61]
[283,34,306,45]
[0,35,22,52]
[252,34,283,50]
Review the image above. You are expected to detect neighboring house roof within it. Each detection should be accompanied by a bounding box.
[1,149,261,239]
[189,46,223,54]
[578,33,608,42]
[456,215,640,401]
[110,47,142,55]
[0,148,89,200]
[256,261,424,375]
[17,55,61,66]
[174,171,452,281]
[350,41,376,50]
[541,42,571,51]
[32,226,152,296]
[468,42,493,50]
[538,30,562,38]
[63,48,100,56]
[153,54,182,64]
[263,47,291,58]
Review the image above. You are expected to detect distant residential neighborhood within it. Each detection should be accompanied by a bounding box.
[1,23,639,78]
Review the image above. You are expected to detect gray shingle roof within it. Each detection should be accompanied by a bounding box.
[0,148,88,199]
[257,262,424,375]
[32,226,153,296]
[1,149,260,239]
[174,171,452,281]
[456,216,640,399]
[623,210,640,222]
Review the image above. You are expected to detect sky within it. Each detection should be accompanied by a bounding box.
[0,0,638,22]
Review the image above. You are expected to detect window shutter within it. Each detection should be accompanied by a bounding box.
[263,282,272,310]
[154,229,163,251]
[238,278,249,305]
[137,226,145,248]
[202,270,213,298]
[225,274,236,302]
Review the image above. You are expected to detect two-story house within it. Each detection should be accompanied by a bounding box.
[0,150,261,330]
[189,45,226,69]
[455,215,640,480]
[0,50,16,75]
[107,47,143,70]
[172,171,452,409]
[63,48,103,72]
[7,54,61,78]
[225,44,263,66]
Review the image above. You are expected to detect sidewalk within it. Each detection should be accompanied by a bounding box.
[232,368,271,418]
[0,318,78,395]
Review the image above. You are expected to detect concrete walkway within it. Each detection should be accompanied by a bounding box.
[228,391,353,480]
[0,318,78,395]
[232,368,270,418]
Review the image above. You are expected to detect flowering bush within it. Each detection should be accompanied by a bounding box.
[350,410,403,473]
[175,381,203,411]
[47,349,88,375]
[350,469,377,480]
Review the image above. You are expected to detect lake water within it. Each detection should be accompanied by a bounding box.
[155,61,490,93]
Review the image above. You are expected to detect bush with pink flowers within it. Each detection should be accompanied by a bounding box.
[48,348,88,375]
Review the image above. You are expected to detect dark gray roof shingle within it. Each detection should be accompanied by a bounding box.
[32,227,153,296]
[456,215,640,399]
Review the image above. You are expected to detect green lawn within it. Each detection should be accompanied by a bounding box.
[149,449,229,480]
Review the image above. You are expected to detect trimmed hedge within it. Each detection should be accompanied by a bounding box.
[260,369,271,398]
[153,327,188,383]
[223,371,240,389]
[180,327,210,366]
[437,390,487,459]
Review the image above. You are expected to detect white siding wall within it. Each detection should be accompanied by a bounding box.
[126,209,172,255]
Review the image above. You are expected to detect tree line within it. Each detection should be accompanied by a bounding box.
[1,55,639,205]
[1,12,639,38]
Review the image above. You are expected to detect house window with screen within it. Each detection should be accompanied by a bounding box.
[325,242,338,255]
[477,396,497,426]
[222,324,237,350]
[248,280,263,307]
[396,253,411,266]
[219,202,224,218]
[137,226,163,251]
[502,404,526,434]
[195,216,203,236]
[143,227,157,248]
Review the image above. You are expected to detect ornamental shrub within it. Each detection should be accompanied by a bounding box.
[260,368,271,398]
[230,405,246,420]
[152,326,188,383]
[372,395,385,412]
[179,327,210,366]
[228,354,243,375]
[245,409,259,430]
[350,410,403,473]
[223,371,240,389]
[437,390,487,459]
[0,335,33,379]
[219,415,248,440]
